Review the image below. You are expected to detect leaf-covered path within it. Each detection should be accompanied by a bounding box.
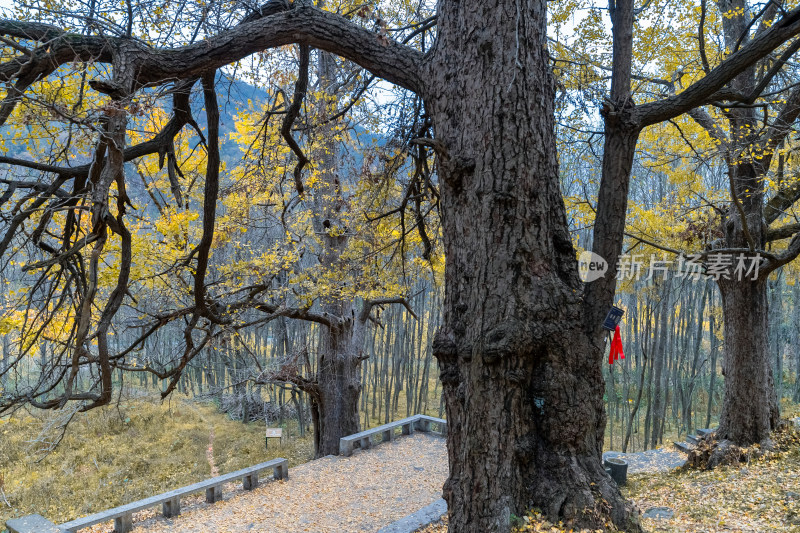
[128,433,447,533]
[75,432,688,533]
[603,448,687,474]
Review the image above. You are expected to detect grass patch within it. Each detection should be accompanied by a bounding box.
[624,422,800,532]
[416,421,800,532]
[0,394,313,528]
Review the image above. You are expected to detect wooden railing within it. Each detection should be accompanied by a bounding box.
[6,458,288,533]
[339,414,447,457]
[6,413,447,533]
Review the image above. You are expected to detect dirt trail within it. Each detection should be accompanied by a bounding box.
[206,427,220,478]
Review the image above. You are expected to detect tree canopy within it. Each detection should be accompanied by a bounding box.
[4,1,800,531]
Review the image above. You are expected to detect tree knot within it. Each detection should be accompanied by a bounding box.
[480,320,531,364]
[432,328,458,361]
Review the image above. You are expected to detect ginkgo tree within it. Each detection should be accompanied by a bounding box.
[0,0,440,487]
[674,0,800,454]
[213,42,438,457]
[4,0,800,531]
[552,0,800,455]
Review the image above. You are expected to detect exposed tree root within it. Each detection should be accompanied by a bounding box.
[686,419,799,470]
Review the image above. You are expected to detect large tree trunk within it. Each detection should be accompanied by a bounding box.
[426,1,639,531]
[716,278,779,445]
[712,0,781,448]
[311,319,363,456]
[305,47,366,458]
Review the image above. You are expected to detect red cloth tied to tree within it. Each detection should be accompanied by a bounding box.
[608,325,625,365]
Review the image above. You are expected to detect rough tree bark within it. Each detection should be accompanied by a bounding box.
[305,49,363,458]
[312,316,366,456]
[711,0,783,447]
[717,278,778,444]
[427,1,639,530]
[585,0,800,450]
[4,0,800,530]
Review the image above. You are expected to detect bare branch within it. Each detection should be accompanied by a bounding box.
[699,0,710,74]
[0,35,32,55]
[281,44,310,195]
[253,301,337,328]
[360,296,419,323]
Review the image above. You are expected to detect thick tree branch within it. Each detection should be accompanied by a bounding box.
[636,6,800,127]
[765,178,800,223]
[766,221,800,241]
[0,19,67,41]
[764,231,800,272]
[583,0,636,333]
[359,296,418,323]
[0,5,424,105]
[139,6,423,92]
[191,71,225,323]
[253,301,336,328]
[0,33,111,84]
[688,107,730,147]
